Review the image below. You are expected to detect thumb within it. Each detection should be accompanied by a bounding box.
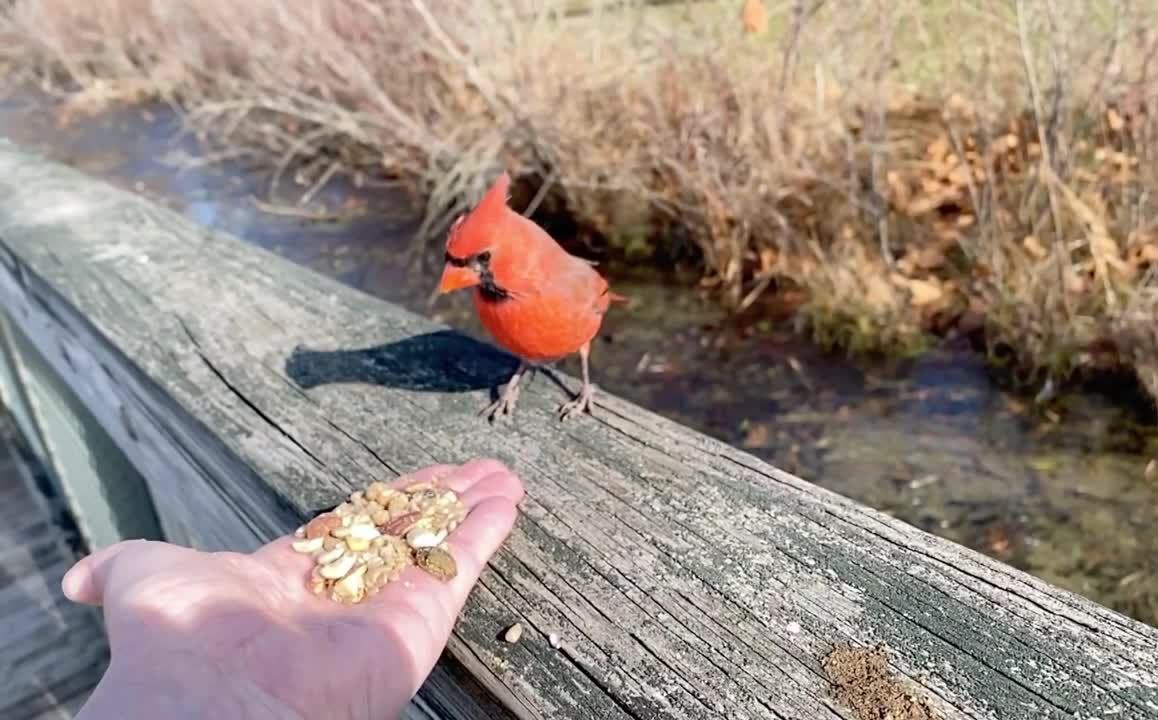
[61,539,152,605]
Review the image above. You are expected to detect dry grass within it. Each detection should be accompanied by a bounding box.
[3,0,1158,402]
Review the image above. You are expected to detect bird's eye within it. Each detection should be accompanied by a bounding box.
[477,250,492,263]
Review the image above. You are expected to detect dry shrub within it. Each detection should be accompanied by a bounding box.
[3,0,1158,401]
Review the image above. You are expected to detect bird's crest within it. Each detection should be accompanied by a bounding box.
[445,171,512,258]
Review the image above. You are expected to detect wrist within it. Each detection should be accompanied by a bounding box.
[76,653,303,720]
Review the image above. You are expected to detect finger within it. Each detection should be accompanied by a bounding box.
[364,494,519,630]
[403,458,514,497]
[61,539,151,606]
[360,465,521,615]
[433,495,519,603]
[457,470,525,508]
[389,462,459,489]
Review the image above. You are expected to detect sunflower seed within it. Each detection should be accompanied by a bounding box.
[320,552,357,579]
[292,537,325,554]
[332,563,367,603]
[504,623,524,644]
[347,523,381,541]
[316,545,345,565]
[406,527,446,549]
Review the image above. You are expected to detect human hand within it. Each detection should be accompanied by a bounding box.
[65,459,523,720]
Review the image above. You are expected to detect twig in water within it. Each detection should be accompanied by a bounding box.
[249,195,348,221]
[299,160,340,206]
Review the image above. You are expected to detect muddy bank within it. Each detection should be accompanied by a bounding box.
[1,94,1156,627]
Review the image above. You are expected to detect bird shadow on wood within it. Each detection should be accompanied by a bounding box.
[284,329,570,399]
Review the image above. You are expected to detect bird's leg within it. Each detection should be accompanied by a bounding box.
[482,361,529,420]
[559,343,596,421]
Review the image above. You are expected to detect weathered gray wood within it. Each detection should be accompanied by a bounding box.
[0,312,163,551]
[0,425,109,720]
[0,137,1156,720]
[0,305,50,464]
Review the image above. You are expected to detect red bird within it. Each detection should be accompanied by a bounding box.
[436,171,627,421]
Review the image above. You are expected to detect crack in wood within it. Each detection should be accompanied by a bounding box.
[194,349,338,477]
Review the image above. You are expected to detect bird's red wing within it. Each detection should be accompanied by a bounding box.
[550,257,614,315]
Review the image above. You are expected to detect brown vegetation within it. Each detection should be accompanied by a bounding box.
[2,0,1157,403]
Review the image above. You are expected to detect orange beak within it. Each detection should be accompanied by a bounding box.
[437,264,479,294]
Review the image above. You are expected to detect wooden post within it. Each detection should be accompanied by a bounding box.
[0,310,162,551]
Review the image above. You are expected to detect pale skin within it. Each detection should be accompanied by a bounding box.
[67,459,524,720]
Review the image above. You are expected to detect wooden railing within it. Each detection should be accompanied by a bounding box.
[0,138,1156,720]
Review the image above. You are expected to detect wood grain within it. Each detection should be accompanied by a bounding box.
[0,422,108,720]
[0,138,1156,719]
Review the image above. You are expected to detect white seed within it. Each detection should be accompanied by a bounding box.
[347,523,381,541]
[331,526,352,538]
[294,526,306,538]
[406,527,447,549]
[292,537,325,554]
[320,552,357,579]
[345,537,370,552]
[504,623,524,644]
[332,563,367,602]
[548,633,562,649]
[316,545,345,565]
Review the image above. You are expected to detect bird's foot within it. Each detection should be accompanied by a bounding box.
[558,383,596,421]
[481,382,521,421]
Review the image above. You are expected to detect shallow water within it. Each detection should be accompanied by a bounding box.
[2,94,1156,626]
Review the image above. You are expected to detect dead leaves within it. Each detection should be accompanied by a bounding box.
[740,0,768,35]
[902,277,945,307]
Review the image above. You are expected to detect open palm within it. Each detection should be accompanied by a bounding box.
[65,460,524,720]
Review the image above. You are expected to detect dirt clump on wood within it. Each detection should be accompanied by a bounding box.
[822,644,940,720]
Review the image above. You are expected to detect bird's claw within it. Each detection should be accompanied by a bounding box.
[558,384,595,421]
[481,384,520,421]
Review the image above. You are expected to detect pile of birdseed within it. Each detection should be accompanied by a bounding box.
[292,479,468,604]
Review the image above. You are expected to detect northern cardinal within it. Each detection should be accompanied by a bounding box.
[436,172,627,421]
